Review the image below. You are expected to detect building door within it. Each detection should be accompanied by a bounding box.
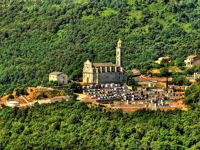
[87,77,89,83]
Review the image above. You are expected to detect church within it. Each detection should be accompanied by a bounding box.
[83,39,127,84]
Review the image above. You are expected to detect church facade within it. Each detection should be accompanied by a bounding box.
[83,39,127,84]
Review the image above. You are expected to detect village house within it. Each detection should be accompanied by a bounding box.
[83,39,127,84]
[184,55,200,67]
[49,72,68,85]
[155,56,171,64]
[132,69,141,76]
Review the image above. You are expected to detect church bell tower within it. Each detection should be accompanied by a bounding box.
[116,39,124,67]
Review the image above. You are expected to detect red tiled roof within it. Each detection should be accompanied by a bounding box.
[160,56,170,59]
[188,55,197,59]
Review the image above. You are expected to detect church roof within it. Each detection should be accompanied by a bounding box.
[93,63,120,67]
[49,72,65,76]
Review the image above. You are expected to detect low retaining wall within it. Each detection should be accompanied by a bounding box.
[15,96,68,108]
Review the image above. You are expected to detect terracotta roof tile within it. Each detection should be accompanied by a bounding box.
[160,56,170,59]
[188,55,197,59]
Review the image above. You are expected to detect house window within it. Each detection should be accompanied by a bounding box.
[102,67,105,72]
[112,67,114,72]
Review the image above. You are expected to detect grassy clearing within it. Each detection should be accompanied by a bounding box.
[81,15,95,20]
[169,66,183,72]
[100,8,118,17]
[73,0,88,4]
[150,66,183,74]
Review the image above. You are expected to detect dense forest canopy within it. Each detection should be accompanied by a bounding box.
[0,0,200,94]
[1,1,200,149]
[0,100,200,149]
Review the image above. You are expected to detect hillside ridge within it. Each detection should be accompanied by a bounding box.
[0,0,200,94]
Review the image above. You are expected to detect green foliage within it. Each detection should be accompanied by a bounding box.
[69,94,77,102]
[0,2,200,148]
[196,77,200,83]
[170,75,191,86]
[15,88,29,96]
[7,94,14,99]
[45,81,55,87]
[0,100,199,149]
[185,64,200,75]
[36,93,48,99]
[174,58,185,67]
[126,71,134,84]
[64,88,74,96]
[0,0,200,94]
[159,67,170,77]
[185,85,200,106]
[68,82,82,93]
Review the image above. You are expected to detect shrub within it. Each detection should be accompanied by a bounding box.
[170,76,191,86]
[8,94,14,99]
[16,88,29,96]
[36,93,48,99]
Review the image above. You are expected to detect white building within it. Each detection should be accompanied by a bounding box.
[49,72,68,85]
[83,39,127,84]
[184,55,200,67]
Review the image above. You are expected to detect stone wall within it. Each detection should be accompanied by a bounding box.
[57,74,68,84]
[83,65,127,84]
[193,59,200,66]
[98,72,126,84]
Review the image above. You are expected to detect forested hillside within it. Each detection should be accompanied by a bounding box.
[1,0,200,94]
[0,99,200,149]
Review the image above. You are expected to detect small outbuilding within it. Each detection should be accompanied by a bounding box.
[184,55,200,67]
[155,56,171,64]
[49,72,68,85]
